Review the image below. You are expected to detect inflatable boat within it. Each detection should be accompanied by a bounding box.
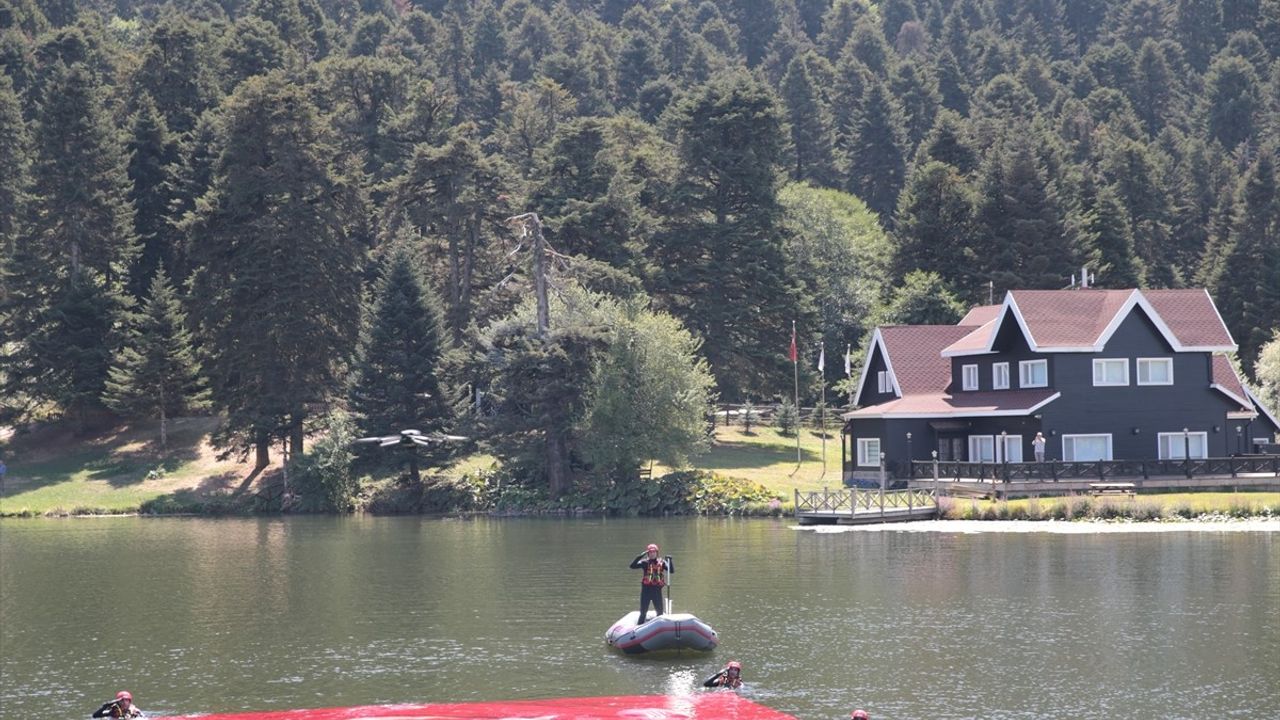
[605,610,719,654]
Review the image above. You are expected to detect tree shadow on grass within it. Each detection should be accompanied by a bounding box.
[0,418,214,496]
[701,439,822,469]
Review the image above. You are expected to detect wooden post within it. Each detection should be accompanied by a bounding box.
[932,450,939,499]
[878,452,886,517]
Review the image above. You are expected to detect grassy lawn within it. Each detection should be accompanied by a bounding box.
[674,425,844,495]
[0,417,267,516]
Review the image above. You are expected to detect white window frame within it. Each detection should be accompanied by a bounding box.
[962,364,979,391]
[1157,432,1208,460]
[1092,358,1130,386]
[1137,357,1174,386]
[1062,434,1113,462]
[968,435,995,462]
[992,362,1010,390]
[997,434,1023,463]
[876,370,889,394]
[1019,359,1048,388]
[857,438,881,467]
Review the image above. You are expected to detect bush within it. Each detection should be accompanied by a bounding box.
[288,412,359,512]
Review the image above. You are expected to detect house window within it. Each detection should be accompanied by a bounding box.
[968,435,995,462]
[876,371,890,394]
[857,438,881,467]
[1137,358,1173,385]
[1062,434,1113,462]
[998,434,1023,463]
[1019,359,1048,388]
[1158,432,1208,460]
[1092,358,1129,386]
[993,362,1010,390]
[962,364,979,391]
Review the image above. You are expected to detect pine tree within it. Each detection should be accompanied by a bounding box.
[350,248,452,442]
[125,93,180,301]
[3,61,136,424]
[615,32,659,109]
[0,72,27,290]
[973,138,1077,294]
[1131,40,1180,138]
[874,270,966,326]
[921,109,978,175]
[844,78,906,222]
[103,267,209,449]
[132,16,216,138]
[186,72,363,466]
[222,15,293,89]
[1213,149,1280,374]
[891,58,941,149]
[648,72,806,399]
[892,161,978,288]
[1173,0,1223,72]
[781,53,838,186]
[1205,53,1262,149]
[1102,138,1176,287]
[1080,183,1145,288]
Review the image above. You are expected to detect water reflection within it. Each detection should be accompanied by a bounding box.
[1,517,1276,720]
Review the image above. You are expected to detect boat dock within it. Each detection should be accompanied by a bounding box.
[794,487,938,525]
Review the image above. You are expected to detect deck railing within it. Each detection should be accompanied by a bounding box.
[794,486,936,515]
[910,455,1280,483]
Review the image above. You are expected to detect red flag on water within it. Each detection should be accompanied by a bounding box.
[788,322,797,363]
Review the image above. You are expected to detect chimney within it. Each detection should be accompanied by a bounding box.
[1080,265,1089,289]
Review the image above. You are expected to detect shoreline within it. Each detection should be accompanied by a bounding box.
[797,517,1280,533]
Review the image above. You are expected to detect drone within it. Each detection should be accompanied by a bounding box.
[354,429,469,483]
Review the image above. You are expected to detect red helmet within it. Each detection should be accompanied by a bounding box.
[646,543,659,553]
[116,692,132,702]
[727,661,741,670]
[851,710,869,719]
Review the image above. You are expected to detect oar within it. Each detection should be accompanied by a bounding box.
[664,555,674,615]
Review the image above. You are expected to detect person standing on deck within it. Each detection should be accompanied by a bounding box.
[630,543,669,623]
[1033,432,1047,463]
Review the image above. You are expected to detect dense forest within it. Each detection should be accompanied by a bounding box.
[2,0,1279,494]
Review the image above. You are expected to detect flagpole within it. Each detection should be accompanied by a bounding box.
[792,321,800,473]
[819,341,826,481]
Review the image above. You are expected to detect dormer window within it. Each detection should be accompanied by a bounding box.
[993,362,1010,390]
[1092,358,1129,386]
[1019,360,1048,388]
[962,364,979,391]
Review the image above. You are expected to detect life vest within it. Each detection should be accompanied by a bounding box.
[640,558,666,587]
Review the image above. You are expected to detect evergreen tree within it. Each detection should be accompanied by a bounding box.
[892,161,978,288]
[103,267,209,449]
[125,93,180,301]
[1173,0,1223,72]
[615,32,660,109]
[1080,183,1145,288]
[844,78,906,222]
[221,16,293,89]
[1205,52,1262,149]
[1213,149,1280,373]
[3,61,135,424]
[891,58,942,149]
[781,53,838,186]
[973,138,1077,295]
[186,72,363,466]
[1131,40,1180,138]
[132,16,216,138]
[648,72,805,399]
[0,72,27,287]
[1102,138,1176,286]
[350,248,452,442]
[921,109,978,175]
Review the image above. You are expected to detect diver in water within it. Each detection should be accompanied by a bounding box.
[703,660,743,689]
[850,710,870,719]
[92,691,144,718]
[629,543,669,623]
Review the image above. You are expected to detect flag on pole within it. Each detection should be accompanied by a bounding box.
[817,343,825,372]
[788,322,797,363]
[844,344,852,377]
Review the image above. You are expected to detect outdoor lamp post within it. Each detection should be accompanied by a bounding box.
[1237,425,1243,455]
[1184,428,1192,478]
[906,432,913,479]
[1000,430,1009,483]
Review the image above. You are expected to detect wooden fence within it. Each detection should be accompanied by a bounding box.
[911,455,1280,483]
[710,402,843,430]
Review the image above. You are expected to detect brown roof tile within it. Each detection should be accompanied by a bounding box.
[1210,355,1250,408]
[1009,289,1133,347]
[878,326,975,395]
[1143,289,1236,348]
[958,304,1001,326]
[844,389,1059,418]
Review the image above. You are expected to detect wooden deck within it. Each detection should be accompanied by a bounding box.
[794,487,938,525]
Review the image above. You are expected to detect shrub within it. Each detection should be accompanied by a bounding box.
[288,412,359,512]
[775,399,799,436]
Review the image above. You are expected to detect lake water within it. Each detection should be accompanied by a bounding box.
[1,517,1276,719]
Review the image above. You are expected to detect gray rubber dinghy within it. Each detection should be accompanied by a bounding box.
[605,610,719,654]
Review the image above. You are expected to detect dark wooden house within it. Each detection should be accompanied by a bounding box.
[841,288,1280,482]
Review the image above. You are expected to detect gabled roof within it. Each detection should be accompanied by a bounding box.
[853,325,976,406]
[1209,355,1251,410]
[958,304,1001,326]
[942,289,1237,356]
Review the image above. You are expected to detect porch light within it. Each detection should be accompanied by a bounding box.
[1132,426,1140,435]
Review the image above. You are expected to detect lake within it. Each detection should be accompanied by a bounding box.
[1,517,1276,719]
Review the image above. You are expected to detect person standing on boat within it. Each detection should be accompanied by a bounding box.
[703,660,743,689]
[92,691,144,718]
[630,543,669,623]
